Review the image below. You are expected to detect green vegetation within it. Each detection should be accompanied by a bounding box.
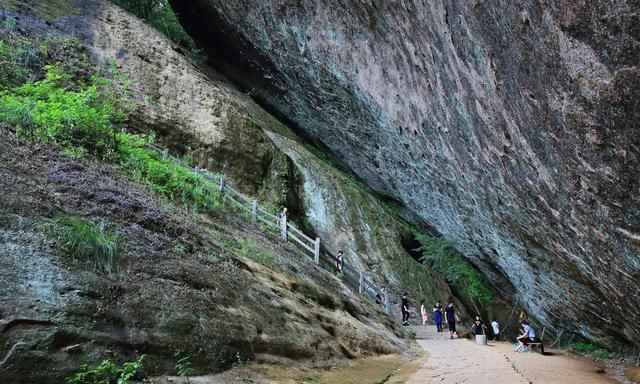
[115,133,223,211]
[0,65,124,157]
[406,329,416,340]
[0,43,222,212]
[570,342,611,359]
[64,355,144,384]
[174,350,194,380]
[110,0,201,58]
[414,232,494,307]
[55,217,121,274]
[0,37,36,88]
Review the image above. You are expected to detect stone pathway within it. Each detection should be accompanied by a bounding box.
[404,326,615,384]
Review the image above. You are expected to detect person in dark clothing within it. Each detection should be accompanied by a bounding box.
[445,302,457,339]
[471,315,487,336]
[433,300,443,332]
[335,250,343,272]
[401,292,410,326]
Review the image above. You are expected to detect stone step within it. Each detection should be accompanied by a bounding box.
[406,325,446,339]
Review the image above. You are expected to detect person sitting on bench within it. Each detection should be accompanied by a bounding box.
[515,320,537,352]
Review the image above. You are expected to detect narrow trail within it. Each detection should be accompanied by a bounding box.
[404,326,615,384]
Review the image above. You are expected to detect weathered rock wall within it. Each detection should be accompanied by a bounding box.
[78,1,462,316]
[170,0,640,345]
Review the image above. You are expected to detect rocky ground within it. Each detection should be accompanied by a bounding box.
[0,130,407,383]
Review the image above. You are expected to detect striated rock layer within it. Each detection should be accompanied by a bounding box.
[170,0,640,345]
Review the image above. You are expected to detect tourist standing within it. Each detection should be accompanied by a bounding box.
[378,286,388,314]
[375,287,386,309]
[471,315,487,336]
[445,302,457,339]
[491,318,500,341]
[401,292,410,326]
[433,300,443,332]
[420,300,429,325]
[335,250,343,272]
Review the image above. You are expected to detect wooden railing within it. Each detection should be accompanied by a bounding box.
[149,145,383,303]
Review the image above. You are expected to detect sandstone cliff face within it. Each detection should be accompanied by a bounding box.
[0,2,455,380]
[170,1,640,345]
[80,2,464,316]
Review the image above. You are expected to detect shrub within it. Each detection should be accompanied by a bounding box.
[64,355,144,384]
[0,65,124,156]
[0,38,38,89]
[415,232,494,307]
[407,329,416,340]
[56,217,121,274]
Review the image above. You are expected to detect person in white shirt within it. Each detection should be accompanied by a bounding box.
[491,319,500,341]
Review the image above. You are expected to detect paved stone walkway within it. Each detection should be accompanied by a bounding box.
[404,326,615,384]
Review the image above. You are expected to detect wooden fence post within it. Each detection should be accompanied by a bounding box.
[359,272,364,295]
[251,200,257,222]
[219,177,225,194]
[281,214,288,241]
[162,148,168,159]
[313,237,320,265]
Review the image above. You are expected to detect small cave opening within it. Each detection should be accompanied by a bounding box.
[399,231,423,263]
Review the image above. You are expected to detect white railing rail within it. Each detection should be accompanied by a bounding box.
[148,145,382,302]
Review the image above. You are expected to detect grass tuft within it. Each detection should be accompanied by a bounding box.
[55,217,121,274]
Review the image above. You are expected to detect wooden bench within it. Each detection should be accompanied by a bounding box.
[527,340,544,354]
[527,327,545,354]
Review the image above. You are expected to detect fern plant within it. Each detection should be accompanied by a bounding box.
[64,355,144,384]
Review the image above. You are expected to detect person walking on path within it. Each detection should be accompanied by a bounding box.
[445,302,457,339]
[420,300,429,325]
[335,250,343,272]
[491,318,500,341]
[433,300,443,332]
[401,292,410,326]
